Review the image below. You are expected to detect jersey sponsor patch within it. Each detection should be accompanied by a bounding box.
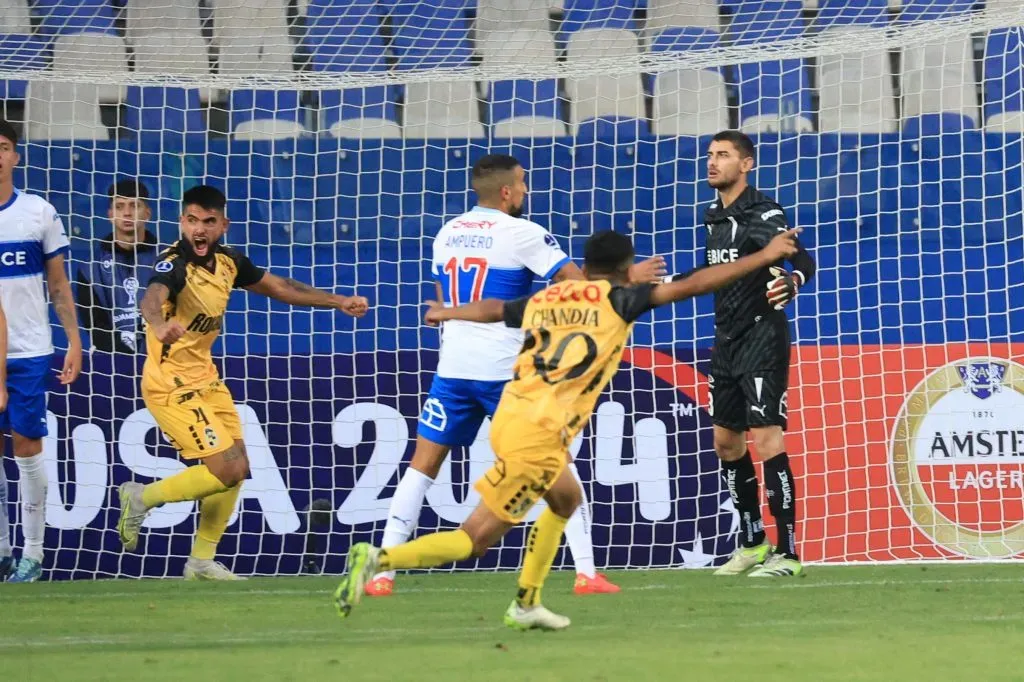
[761,208,784,221]
[155,260,174,273]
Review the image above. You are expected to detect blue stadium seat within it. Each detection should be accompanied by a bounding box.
[33,0,117,36]
[230,90,307,140]
[389,0,472,70]
[898,0,974,22]
[303,0,387,73]
[124,86,205,142]
[814,0,889,29]
[729,0,811,132]
[560,0,636,47]
[0,35,47,100]
[487,80,561,127]
[983,28,1024,132]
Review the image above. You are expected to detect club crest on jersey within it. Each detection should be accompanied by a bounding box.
[889,357,1024,559]
[544,233,558,248]
[204,426,219,448]
[155,260,174,273]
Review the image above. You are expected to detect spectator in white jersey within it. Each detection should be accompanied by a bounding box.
[0,119,82,583]
[366,154,666,597]
[75,179,159,353]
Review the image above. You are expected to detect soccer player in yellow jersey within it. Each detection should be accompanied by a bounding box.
[116,185,369,580]
[334,226,800,629]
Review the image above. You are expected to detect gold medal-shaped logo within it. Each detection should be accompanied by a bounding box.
[890,357,1024,558]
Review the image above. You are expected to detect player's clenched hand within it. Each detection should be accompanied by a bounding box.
[154,320,186,345]
[423,300,445,326]
[628,256,668,284]
[336,295,369,318]
[766,266,800,310]
[763,227,801,262]
[60,343,82,385]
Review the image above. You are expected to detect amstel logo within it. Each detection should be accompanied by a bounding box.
[890,357,1024,558]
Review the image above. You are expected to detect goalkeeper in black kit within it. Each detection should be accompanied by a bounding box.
[672,131,816,577]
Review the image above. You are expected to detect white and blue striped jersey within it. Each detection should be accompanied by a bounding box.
[0,190,69,359]
[431,206,569,381]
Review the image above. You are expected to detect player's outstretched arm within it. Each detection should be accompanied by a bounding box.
[245,273,369,318]
[45,253,82,385]
[650,228,801,308]
[423,299,504,326]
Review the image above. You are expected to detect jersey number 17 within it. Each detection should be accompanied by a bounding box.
[443,256,489,306]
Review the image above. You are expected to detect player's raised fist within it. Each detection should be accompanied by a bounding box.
[337,295,369,318]
[764,227,801,262]
[154,320,186,345]
[423,300,445,326]
[628,256,668,284]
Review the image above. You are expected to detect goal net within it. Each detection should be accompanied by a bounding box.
[4,0,1024,579]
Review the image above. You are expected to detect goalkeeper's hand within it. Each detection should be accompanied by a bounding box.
[766,266,799,309]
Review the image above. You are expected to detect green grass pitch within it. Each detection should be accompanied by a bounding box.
[2,565,1022,681]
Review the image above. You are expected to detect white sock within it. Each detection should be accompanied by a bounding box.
[564,463,596,578]
[15,453,46,563]
[0,459,11,557]
[376,467,434,580]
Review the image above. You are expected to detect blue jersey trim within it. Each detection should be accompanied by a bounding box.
[44,245,68,261]
[542,255,571,280]
[0,189,20,213]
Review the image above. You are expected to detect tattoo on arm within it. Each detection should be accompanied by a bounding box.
[141,283,170,326]
[283,277,320,295]
[50,279,82,346]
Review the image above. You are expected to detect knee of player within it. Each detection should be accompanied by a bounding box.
[751,428,785,458]
[713,437,745,461]
[547,488,582,519]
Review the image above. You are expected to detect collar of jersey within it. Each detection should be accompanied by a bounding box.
[712,185,756,217]
[0,188,20,213]
[470,206,505,215]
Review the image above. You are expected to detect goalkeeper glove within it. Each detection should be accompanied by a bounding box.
[766,266,799,310]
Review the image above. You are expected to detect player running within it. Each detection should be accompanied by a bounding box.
[335,227,800,630]
[0,120,82,584]
[116,185,368,579]
[673,131,817,577]
[366,154,665,597]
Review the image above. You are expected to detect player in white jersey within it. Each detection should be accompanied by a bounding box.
[366,154,665,596]
[0,120,82,583]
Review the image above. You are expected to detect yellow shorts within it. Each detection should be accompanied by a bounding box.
[145,381,242,461]
[474,413,568,524]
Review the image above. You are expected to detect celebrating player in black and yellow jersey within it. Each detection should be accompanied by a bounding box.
[116,185,368,580]
[335,226,799,630]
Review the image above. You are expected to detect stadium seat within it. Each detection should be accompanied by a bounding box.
[813,2,895,133]
[476,0,549,38]
[403,82,483,139]
[26,81,108,141]
[0,34,46,100]
[319,89,401,139]
[983,28,1024,133]
[390,0,473,71]
[487,80,565,137]
[133,33,215,104]
[479,27,557,70]
[52,32,127,103]
[0,0,30,34]
[124,86,205,141]
[565,28,646,136]
[645,0,719,41]
[125,0,202,46]
[33,0,116,36]
[230,90,308,141]
[212,0,293,75]
[900,38,978,132]
[899,0,973,22]
[729,0,813,133]
[561,0,636,36]
[649,27,727,136]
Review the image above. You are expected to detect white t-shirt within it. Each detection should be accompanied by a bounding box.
[431,206,570,381]
[0,190,69,359]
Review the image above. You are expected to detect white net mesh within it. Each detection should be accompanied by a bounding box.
[3,0,1024,578]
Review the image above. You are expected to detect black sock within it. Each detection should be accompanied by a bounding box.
[764,453,798,560]
[721,451,765,548]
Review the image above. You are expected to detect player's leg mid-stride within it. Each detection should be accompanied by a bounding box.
[336,417,579,631]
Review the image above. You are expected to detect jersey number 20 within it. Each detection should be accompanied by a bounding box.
[443,256,488,306]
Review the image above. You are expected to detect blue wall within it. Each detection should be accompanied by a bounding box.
[33,133,1024,354]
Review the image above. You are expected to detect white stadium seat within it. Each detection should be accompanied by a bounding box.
[326,118,402,140]
[902,36,979,125]
[476,0,550,37]
[53,32,128,103]
[133,33,215,103]
[478,27,556,67]
[817,27,897,133]
[26,81,109,141]
[645,0,719,39]
[403,81,484,139]
[493,116,566,137]
[652,68,728,136]
[565,28,645,133]
[125,0,202,46]
[212,0,293,74]
[233,119,308,141]
[0,0,31,33]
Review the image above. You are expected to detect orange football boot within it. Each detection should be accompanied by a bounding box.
[573,572,621,595]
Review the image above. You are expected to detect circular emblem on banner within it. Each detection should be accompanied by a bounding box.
[155,260,173,273]
[890,357,1024,558]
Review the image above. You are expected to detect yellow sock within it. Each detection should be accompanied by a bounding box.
[516,508,569,607]
[142,465,228,508]
[191,485,242,560]
[379,530,474,571]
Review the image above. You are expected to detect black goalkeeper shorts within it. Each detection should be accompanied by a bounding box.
[708,344,790,433]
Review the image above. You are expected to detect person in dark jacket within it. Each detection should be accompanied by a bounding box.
[75,180,159,353]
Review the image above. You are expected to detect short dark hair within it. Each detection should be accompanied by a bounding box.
[181,184,226,213]
[711,130,755,160]
[472,154,521,181]
[0,119,18,147]
[584,230,635,275]
[108,179,150,201]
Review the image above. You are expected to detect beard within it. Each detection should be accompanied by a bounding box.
[508,203,525,219]
[180,236,220,265]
